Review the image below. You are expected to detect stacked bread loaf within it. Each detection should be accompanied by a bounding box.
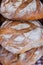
[0,0,43,65]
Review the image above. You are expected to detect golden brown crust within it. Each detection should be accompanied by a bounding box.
[0,20,43,54]
[0,46,43,65]
[1,0,43,21]
[0,21,37,34]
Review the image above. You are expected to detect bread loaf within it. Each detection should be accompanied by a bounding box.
[0,46,43,65]
[1,0,43,21]
[0,20,43,54]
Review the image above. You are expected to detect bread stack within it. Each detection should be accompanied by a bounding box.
[0,0,43,65]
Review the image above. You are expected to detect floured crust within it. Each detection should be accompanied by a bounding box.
[0,46,43,65]
[19,47,43,65]
[1,0,43,20]
[0,20,43,54]
[0,46,19,65]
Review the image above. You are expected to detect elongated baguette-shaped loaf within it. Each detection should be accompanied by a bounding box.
[1,0,43,21]
[0,20,43,54]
